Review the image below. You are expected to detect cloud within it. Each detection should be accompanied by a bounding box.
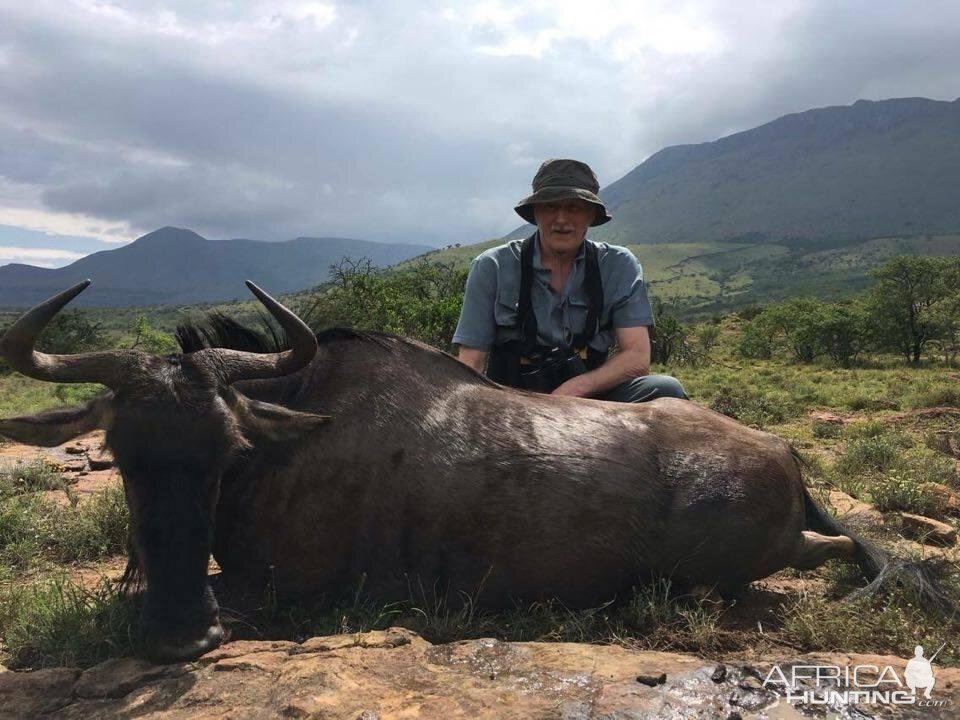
[0,245,86,268]
[0,0,958,252]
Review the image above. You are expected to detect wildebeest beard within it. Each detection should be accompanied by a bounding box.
[0,280,954,664]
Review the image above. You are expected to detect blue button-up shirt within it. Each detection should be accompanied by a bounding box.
[452,235,654,353]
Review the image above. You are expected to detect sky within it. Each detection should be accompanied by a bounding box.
[1,0,959,266]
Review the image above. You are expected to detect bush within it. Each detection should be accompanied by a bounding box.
[907,384,960,409]
[834,435,902,474]
[300,258,468,350]
[708,386,795,427]
[649,299,692,365]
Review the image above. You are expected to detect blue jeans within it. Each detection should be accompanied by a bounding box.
[601,374,687,403]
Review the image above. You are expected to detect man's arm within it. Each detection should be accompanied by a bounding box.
[452,254,498,372]
[457,346,489,374]
[551,325,651,398]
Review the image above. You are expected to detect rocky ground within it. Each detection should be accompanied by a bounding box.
[2,627,959,719]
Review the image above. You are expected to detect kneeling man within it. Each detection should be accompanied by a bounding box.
[453,158,686,402]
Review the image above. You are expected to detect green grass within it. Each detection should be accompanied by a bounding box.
[0,574,138,669]
[0,459,69,498]
[0,486,128,570]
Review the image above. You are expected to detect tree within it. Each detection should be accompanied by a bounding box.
[865,256,960,364]
[812,301,870,367]
[925,290,960,365]
[35,310,105,354]
[129,315,177,355]
[744,299,824,363]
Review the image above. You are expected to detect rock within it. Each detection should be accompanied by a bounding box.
[918,482,960,517]
[900,512,958,546]
[635,672,666,686]
[64,443,87,455]
[58,457,88,472]
[2,632,960,719]
[0,667,80,719]
[826,490,883,527]
[86,448,114,470]
[74,657,189,699]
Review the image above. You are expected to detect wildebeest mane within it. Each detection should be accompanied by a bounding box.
[175,312,499,387]
[175,312,393,354]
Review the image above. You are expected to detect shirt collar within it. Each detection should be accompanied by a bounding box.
[532,231,587,271]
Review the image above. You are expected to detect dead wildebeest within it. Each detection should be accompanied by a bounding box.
[0,281,949,662]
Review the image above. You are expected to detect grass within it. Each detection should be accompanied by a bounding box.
[0,460,69,499]
[0,574,138,669]
[0,486,128,570]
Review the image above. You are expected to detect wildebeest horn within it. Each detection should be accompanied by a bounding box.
[199,280,318,383]
[0,280,144,387]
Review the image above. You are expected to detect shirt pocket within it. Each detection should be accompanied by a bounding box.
[494,284,520,329]
[564,293,591,342]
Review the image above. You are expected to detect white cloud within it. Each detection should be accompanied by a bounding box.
[0,0,957,253]
[0,245,86,267]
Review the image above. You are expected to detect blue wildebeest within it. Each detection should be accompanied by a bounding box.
[0,281,947,661]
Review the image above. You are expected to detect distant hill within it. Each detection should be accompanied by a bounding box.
[0,227,431,307]
[502,97,960,246]
[432,97,960,314]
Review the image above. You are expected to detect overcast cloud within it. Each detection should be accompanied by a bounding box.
[1,0,959,263]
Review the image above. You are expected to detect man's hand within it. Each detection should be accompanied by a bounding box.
[550,325,651,398]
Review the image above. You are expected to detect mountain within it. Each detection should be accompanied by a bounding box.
[589,97,960,247]
[451,97,960,314]
[0,227,431,307]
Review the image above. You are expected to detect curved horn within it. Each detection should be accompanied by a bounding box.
[202,280,318,384]
[0,280,143,387]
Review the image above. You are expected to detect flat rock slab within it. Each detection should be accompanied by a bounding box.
[899,512,958,546]
[2,629,959,719]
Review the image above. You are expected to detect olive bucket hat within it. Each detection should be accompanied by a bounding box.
[514,158,612,226]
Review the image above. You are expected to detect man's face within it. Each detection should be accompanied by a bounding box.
[533,199,596,257]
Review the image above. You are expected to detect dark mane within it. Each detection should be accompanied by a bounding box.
[175,313,392,354]
[175,313,500,388]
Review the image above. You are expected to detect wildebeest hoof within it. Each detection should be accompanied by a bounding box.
[145,623,225,663]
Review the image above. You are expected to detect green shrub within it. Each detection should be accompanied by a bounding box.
[708,386,796,427]
[907,384,960,409]
[869,470,938,514]
[834,435,902,474]
[811,420,843,439]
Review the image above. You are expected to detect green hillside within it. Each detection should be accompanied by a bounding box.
[414,233,960,316]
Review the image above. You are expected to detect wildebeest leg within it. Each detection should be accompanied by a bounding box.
[789,530,856,570]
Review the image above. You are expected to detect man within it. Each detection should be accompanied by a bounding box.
[453,158,686,402]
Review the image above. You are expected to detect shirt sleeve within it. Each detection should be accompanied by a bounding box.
[452,253,499,349]
[606,248,655,328]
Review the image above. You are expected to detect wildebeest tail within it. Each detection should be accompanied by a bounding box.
[801,484,954,615]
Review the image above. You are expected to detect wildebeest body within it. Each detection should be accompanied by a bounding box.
[210,331,805,606]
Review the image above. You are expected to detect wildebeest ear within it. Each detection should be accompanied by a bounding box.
[231,395,329,443]
[0,392,114,447]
